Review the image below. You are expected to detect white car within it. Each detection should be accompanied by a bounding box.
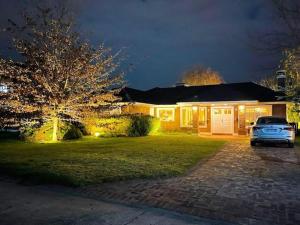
[250,116,295,148]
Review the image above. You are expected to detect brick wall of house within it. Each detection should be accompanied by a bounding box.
[122,103,287,135]
[154,107,181,131]
[198,106,211,133]
[272,104,287,118]
[122,104,150,115]
[234,105,239,134]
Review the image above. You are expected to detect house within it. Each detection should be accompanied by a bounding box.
[120,82,287,135]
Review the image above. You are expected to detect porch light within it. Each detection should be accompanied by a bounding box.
[192,106,198,111]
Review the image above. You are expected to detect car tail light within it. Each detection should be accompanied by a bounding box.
[252,126,261,131]
[283,127,294,131]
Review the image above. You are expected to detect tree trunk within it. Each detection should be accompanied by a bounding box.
[52,116,59,142]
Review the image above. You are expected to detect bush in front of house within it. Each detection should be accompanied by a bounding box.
[84,115,131,137]
[21,120,82,142]
[63,124,84,140]
[0,131,20,140]
[84,114,160,137]
[127,115,160,136]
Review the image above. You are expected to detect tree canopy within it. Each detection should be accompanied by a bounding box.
[180,65,224,86]
[0,4,124,141]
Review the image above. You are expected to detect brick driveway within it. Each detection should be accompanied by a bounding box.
[80,140,300,225]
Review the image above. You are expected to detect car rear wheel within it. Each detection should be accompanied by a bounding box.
[288,143,294,148]
[250,141,256,147]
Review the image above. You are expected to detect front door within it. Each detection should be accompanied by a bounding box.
[211,107,234,134]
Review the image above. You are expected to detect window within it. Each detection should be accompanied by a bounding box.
[157,108,175,121]
[181,107,193,127]
[245,106,272,126]
[224,109,232,114]
[198,107,207,127]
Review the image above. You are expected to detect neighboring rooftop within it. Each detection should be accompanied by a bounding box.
[120,82,283,105]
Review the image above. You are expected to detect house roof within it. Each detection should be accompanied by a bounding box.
[120,82,283,105]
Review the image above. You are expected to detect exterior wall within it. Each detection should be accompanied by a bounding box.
[237,104,287,135]
[122,102,287,135]
[198,106,211,134]
[272,104,287,118]
[234,105,239,134]
[238,106,247,135]
[122,104,150,115]
[154,107,181,131]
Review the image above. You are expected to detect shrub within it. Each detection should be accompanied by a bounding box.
[21,120,82,142]
[0,131,20,140]
[127,115,160,136]
[63,125,83,140]
[84,116,131,137]
[84,114,160,137]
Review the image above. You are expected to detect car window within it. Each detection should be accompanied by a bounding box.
[256,117,288,125]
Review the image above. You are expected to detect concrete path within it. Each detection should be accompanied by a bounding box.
[0,178,231,225]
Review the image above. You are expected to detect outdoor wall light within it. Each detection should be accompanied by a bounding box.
[192,106,198,111]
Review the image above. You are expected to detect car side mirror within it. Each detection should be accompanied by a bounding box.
[250,122,254,126]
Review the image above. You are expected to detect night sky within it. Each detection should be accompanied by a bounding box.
[0,0,281,90]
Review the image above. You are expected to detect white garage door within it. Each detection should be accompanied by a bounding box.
[211,107,234,134]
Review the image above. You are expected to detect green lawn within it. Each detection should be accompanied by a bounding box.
[0,135,225,186]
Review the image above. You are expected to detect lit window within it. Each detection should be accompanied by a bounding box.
[181,107,193,127]
[198,107,207,127]
[0,84,8,93]
[157,108,175,121]
[245,106,272,126]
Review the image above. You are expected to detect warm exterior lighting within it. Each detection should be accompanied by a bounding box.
[192,106,198,111]
[0,7,124,143]
[239,105,245,111]
[255,107,261,113]
[95,132,101,137]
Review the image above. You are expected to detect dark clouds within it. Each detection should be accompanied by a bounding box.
[0,0,279,89]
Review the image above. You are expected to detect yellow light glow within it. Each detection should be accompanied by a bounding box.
[239,105,245,111]
[192,106,198,111]
[95,132,101,137]
[255,108,261,113]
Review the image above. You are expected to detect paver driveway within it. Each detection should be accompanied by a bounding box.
[80,140,300,225]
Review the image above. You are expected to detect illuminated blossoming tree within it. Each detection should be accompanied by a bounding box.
[181,65,224,86]
[0,6,124,141]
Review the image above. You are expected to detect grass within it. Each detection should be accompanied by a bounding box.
[0,135,225,186]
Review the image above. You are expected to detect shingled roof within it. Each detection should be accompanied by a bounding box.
[120,82,283,105]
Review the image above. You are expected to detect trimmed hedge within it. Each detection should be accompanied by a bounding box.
[84,114,160,137]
